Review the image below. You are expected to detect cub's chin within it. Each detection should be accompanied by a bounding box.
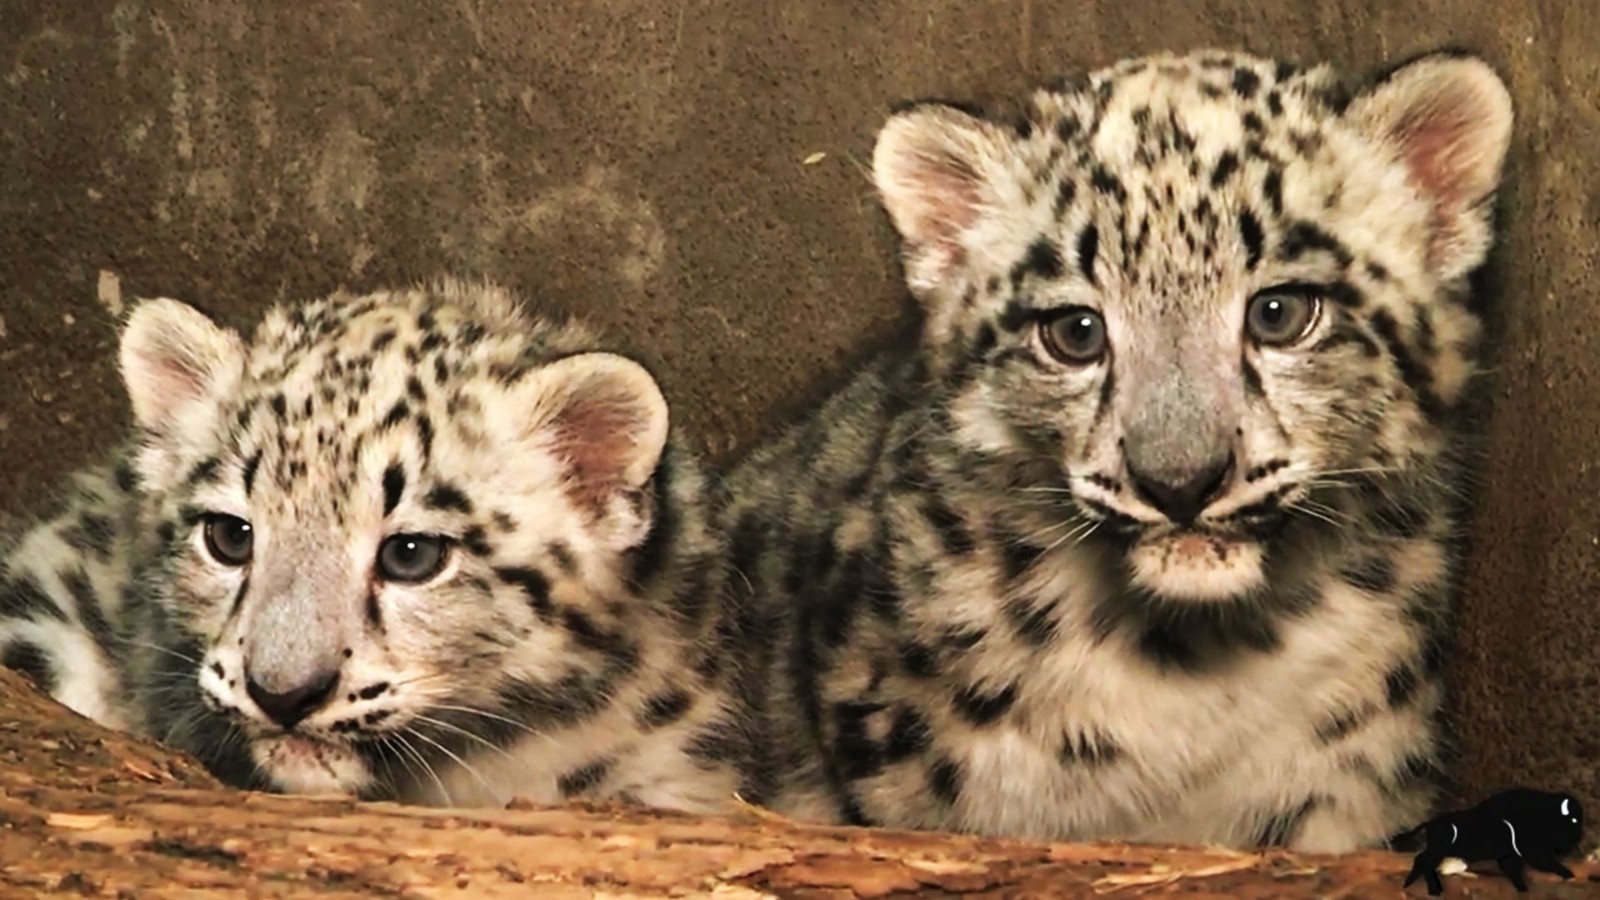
[251,734,373,796]
[1125,529,1267,601]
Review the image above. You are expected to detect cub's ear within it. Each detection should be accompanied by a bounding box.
[515,352,670,517]
[873,103,1024,294]
[118,297,245,496]
[120,298,244,437]
[1347,53,1513,282]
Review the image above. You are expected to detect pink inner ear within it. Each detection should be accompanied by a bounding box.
[127,341,215,433]
[915,152,985,240]
[549,392,647,513]
[1377,86,1505,276]
[1393,102,1479,214]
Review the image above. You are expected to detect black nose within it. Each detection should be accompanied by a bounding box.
[1129,453,1234,525]
[245,669,339,730]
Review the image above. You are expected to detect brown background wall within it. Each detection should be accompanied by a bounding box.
[1,1,1595,823]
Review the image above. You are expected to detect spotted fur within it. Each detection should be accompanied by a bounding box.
[0,281,753,813]
[726,50,1513,850]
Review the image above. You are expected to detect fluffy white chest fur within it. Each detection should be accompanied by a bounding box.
[846,537,1441,851]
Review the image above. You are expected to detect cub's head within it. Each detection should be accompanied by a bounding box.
[873,50,1512,602]
[120,281,670,797]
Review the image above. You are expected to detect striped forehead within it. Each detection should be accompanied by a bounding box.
[220,306,493,512]
[1028,53,1341,182]
[1008,58,1356,311]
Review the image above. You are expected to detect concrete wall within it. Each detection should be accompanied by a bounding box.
[2,1,1596,816]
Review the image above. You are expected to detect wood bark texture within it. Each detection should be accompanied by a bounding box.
[0,670,1593,898]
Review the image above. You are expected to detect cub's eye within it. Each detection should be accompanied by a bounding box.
[1039,307,1108,364]
[202,514,253,566]
[377,534,451,584]
[1245,287,1322,346]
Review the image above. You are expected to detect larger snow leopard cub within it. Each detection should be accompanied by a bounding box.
[726,50,1512,851]
[0,282,752,813]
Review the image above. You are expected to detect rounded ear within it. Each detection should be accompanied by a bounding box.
[1346,53,1513,282]
[872,104,1016,291]
[119,298,244,436]
[519,352,670,511]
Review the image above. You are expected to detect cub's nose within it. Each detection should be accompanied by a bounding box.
[245,668,339,730]
[1128,453,1234,525]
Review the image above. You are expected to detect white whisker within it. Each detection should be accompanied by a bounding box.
[406,726,495,800]
[1043,518,1101,555]
[426,703,544,740]
[414,713,521,766]
[393,731,451,806]
[101,636,202,666]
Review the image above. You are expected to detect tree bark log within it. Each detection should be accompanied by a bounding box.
[0,670,1591,898]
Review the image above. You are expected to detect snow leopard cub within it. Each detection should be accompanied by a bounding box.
[0,281,752,812]
[725,50,1513,851]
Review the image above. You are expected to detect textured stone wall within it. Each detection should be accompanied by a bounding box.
[1,1,1596,822]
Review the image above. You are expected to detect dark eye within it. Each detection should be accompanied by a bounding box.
[202,514,253,566]
[1039,308,1108,364]
[1245,288,1321,346]
[376,534,451,583]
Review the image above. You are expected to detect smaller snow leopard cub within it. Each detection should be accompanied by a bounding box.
[0,281,751,813]
[728,50,1512,852]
